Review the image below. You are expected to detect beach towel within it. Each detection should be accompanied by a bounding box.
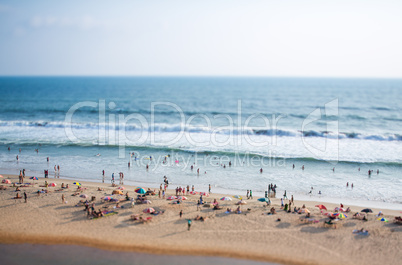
[92,211,118,220]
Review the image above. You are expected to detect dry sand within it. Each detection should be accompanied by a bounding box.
[0,174,401,265]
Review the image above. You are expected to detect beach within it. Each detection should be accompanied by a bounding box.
[0,174,401,265]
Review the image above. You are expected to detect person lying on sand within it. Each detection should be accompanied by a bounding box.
[97,187,104,191]
[213,204,222,210]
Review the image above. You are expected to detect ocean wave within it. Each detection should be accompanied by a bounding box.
[1,120,401,142]
[2,140,402,167]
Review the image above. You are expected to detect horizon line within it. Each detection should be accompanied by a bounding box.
[0,75,402,80]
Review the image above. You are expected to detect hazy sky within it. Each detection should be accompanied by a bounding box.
[0,0,401,77]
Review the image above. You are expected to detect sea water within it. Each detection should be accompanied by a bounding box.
[0,77,401,209]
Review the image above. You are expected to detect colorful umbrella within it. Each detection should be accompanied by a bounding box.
[233,195,242,199]
[337,213,347,219]
[102,196,112,201]
[315,204,327,210]
[118,186,125,190]
[167,196,177,200]
[29,176,38,184]
[135,188,146,194]
[2,179,11,184]
[257,198,269,202]
[377,217,388,222]
[177,196,187,200]
[49,183,57,187]
[80,194,88,198]
[189,191,198,195]
[143,208,155,213]
[199,192,209,196]
[73,182,82,186]
[220,197,232,201]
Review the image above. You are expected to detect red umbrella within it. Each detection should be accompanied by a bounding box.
[143,208,155,213]
[315,204,327,210]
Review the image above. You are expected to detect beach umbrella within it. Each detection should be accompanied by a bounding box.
[29,176,38,185]
[80,194,88,198]
[257,198,269,202]
[221,197,232,201]
[233,195,242,199]
[102,196,112,201]
[361,208,373,213]
[338,213,347,219]
[73,182,82,186]
[135,188,146,194]
[199,192,209,196]
[143,208,155,213]
[177,196,187,200]
[118,186,125,190]
[189,191,198,195]
[2,179,11,184]
[49,183,57,187]
[377,217,388,222]
[167,196,177,200]
[315,204,327,210]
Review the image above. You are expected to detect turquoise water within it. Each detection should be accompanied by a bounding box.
[0,77,401,207]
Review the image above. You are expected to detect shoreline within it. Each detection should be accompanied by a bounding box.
[1,167,400,211]
[0,174,401,265]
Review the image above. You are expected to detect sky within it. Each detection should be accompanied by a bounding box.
[0,0,401,78]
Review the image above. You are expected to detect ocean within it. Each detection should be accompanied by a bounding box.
[0,77,401,209]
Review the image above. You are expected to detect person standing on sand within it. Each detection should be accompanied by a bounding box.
[246,190,249,199]
[291,195,294,203]
[283,190,287,199]
[209,184,211,193]
[249,190,253,199]
[24,192,27,203]
[111,173,115,184]
[62,194,65,203]
[187,219,192,231]
[180,210,183,218]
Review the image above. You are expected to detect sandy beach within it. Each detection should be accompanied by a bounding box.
[0,174,401,265]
